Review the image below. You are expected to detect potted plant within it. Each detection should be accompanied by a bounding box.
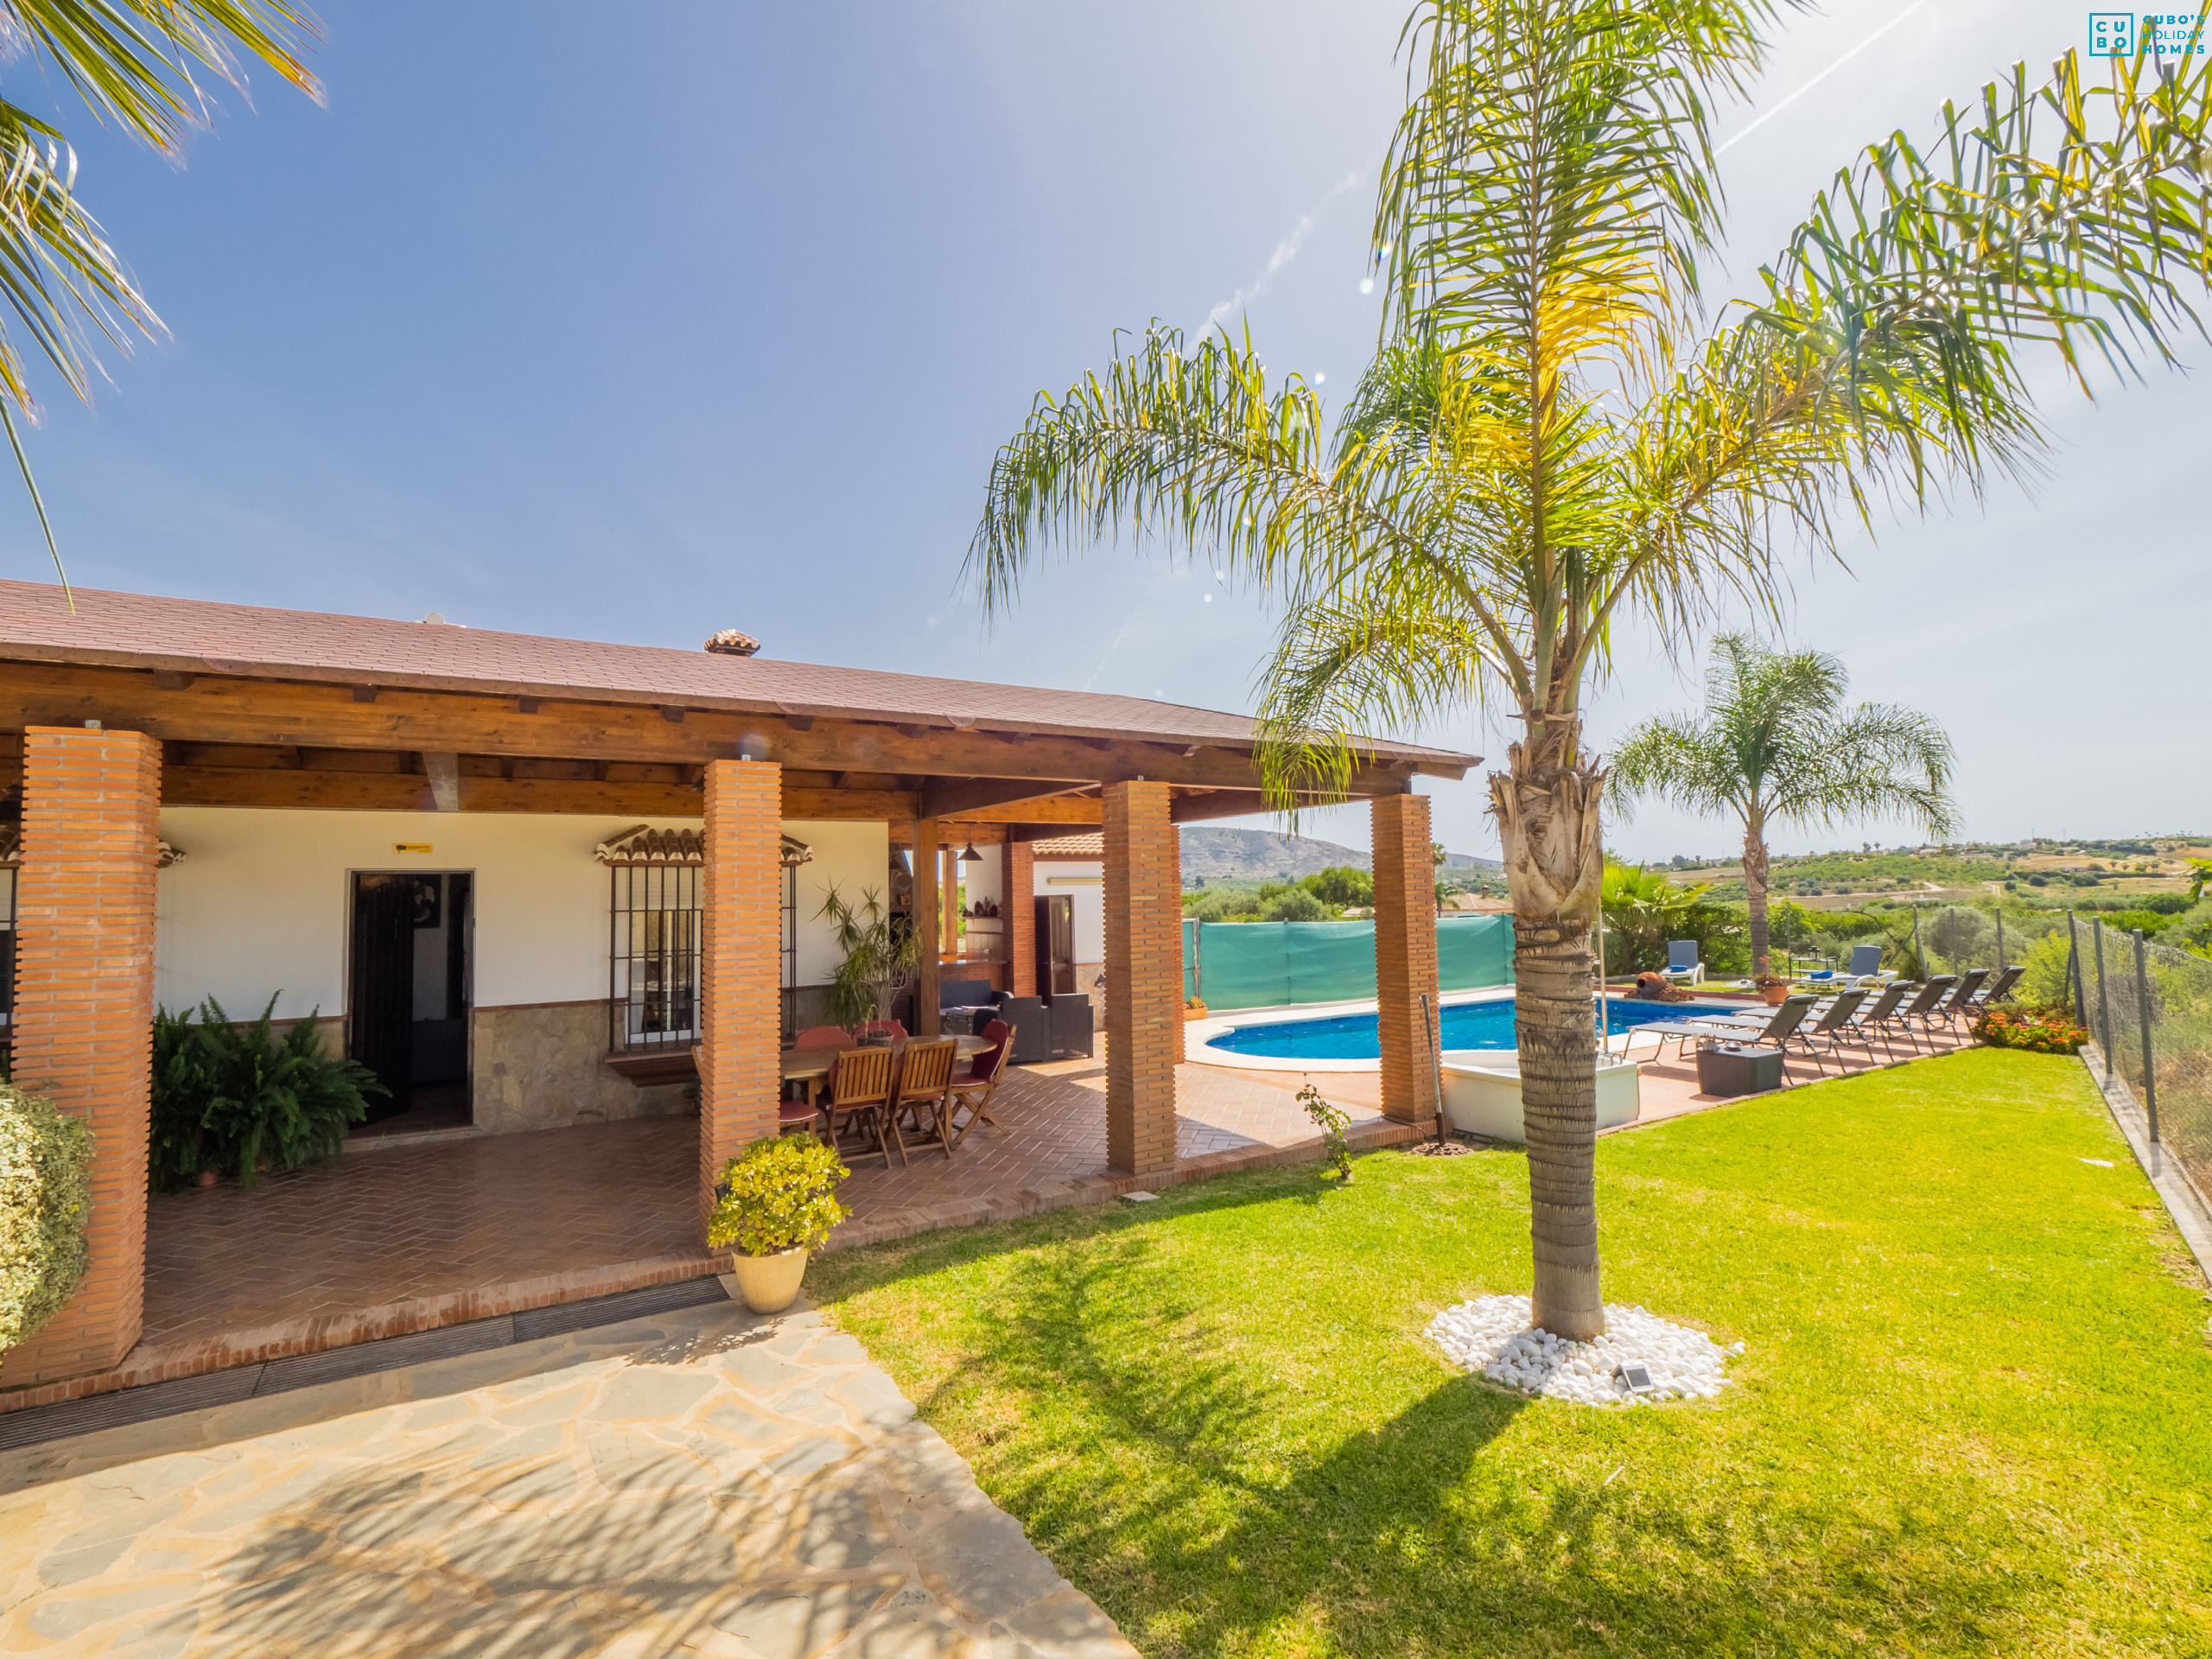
[707,1135,850,1313]
[1751,976,1793,1006]
[818,885,919,1042]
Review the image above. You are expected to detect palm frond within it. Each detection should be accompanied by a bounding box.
[8,1,322,156]
[1738,44,2212,505]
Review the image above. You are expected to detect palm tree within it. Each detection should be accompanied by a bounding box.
[1610,635,1956,976]
[0,3,318,587]
[969,1,2210,1338]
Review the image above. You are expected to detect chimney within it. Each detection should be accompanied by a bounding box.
[704,629,760,658]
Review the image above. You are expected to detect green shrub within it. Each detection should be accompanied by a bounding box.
[149,995,385,1192]
[0,1084,95,1353]
[1300,866,1373,908]
[2095,909,2172,938]
[2016,930,2076,1007]
[708,1135,849,1256]
[1263,888,1331,923]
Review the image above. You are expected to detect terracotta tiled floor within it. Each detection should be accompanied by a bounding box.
[140,1056,1382,1353]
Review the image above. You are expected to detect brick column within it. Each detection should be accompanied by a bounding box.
[1373,791,1441,1126]
[912,818,940,1037]
[699,759,783,1241]
[1103,781,1179,1174]
[0,727,160,1389]
[1005,838,1036,997]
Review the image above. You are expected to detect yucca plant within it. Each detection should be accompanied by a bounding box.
[969,1,2211,1337]
[817,886,919,1035]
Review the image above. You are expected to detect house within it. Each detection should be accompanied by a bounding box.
[0,582,1478,1395]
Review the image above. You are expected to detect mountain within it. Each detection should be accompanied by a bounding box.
[1179,827,1501,882]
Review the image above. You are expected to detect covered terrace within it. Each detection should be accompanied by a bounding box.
[0,581,1475,1408]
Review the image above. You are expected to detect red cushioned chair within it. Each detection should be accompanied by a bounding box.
[948,1019,1012,1150]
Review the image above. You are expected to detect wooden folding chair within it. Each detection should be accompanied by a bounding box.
[822,1045,898,1168]
[948,1020,1013,1150]
[890,1038,959,1160]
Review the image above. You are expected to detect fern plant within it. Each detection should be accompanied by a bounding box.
[149,995,386,1192]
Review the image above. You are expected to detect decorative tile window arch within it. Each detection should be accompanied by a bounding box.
[596,825,808,1054]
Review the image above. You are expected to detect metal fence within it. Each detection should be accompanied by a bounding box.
[2070,912,2212,1202]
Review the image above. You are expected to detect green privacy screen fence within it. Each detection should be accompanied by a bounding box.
[1181,915,1515,1010]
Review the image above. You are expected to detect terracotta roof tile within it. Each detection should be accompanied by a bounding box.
[1028,833,1104,857]
[0,582,1476,766]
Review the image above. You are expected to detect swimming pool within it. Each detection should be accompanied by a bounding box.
[1201,997,1744,1062]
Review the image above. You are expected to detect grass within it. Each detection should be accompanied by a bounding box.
[811,1048,2212,1656]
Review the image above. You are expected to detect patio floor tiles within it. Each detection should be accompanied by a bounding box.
[136,1055,1367,1357]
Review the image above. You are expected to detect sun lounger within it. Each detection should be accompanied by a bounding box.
[1659,939,1701,985]
[1885,976,1956,1052]
[1839,978,1915,1059]
[1965,964,2024,1012]
[1631,993,1820,1065]
[1788,986,1871,1075]
[1845,942,1891,985]
[1929,969,1986,1035]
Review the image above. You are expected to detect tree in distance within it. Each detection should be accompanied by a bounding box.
[1610,635,1957,976]
[969,0,2211,1338]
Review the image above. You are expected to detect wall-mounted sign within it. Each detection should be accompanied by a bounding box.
[393,842,433,855]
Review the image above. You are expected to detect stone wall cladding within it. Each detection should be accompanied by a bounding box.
[1103,781,1179,1174]
[1372,792,1442,1125]
[1005,838,1036,997]
[473,1002,689,1134]
[698,760,783,1237]
[1,727,161,1389]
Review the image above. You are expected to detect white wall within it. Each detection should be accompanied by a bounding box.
[153,808,888,1022]
[1033,858,1106,970]
[787,819,893,986]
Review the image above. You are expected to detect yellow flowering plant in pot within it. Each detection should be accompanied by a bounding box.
[706,1135,849,1313]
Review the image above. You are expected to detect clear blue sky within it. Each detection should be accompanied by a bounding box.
[11,0,2205,863]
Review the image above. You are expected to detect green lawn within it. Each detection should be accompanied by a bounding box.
[811,1048,2212,1657]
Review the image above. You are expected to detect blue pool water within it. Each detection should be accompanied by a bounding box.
[1203,997,1744,1061]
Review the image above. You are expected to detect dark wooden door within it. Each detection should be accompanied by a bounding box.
[350,873,416,1119]
[1036,896,1076,995]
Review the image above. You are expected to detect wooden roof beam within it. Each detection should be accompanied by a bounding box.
[0,663,1471,790]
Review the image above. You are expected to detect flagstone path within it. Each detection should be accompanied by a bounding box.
[0,1292,1136,1658]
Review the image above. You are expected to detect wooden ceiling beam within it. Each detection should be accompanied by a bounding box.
[920,778,1090,819]
[155,765,918,821]
[0,663,1465,791]
[942,796,1103,825]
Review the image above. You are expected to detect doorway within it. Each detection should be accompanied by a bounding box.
[349,871,474,1134]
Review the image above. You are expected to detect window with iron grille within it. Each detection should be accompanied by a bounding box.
[609,861,702,1052]
[597,823,808,1054]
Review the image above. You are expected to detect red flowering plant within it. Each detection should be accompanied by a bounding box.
[1972,1004,2088,1055]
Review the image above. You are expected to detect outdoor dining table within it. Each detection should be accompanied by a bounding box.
[779,1033,990,1107]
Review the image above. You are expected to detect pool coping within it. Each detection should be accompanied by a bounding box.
[1184,988,1764,1072]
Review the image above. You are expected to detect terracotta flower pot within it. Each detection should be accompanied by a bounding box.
[196,1168,219,1188]
[727,1245,810,1313]
[1755,982,1791,1007]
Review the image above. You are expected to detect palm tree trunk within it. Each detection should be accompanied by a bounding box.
[1491,715,1607,1341]
[1742,813,1772,976]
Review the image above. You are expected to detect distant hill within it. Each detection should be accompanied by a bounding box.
[1179,827,1501,883]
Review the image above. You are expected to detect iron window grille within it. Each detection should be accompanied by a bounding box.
[610,861,702,1052]
[597,823,809,1055]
